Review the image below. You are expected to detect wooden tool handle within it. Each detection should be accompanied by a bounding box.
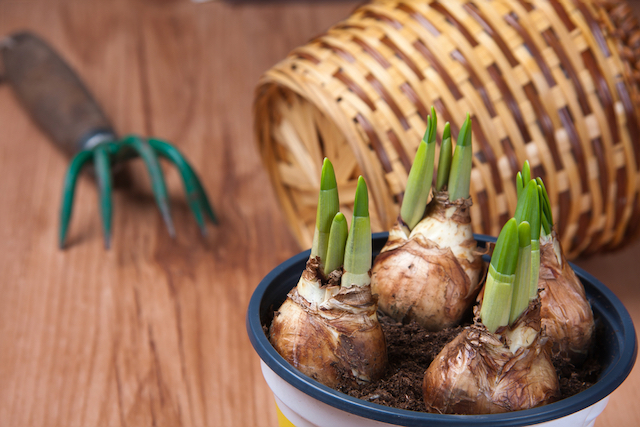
[1,31,116,157]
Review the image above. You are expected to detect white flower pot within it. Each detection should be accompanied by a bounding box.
[247,233,636,427]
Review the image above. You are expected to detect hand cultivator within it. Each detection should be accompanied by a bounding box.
[1,31,216,249]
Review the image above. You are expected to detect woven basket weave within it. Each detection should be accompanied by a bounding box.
[254,0,640,259]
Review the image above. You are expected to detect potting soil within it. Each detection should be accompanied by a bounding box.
[336,312,603,413]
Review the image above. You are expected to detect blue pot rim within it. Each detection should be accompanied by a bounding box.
[246,233,638,426]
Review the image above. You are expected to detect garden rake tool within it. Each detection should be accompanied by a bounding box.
[1,31,217,249]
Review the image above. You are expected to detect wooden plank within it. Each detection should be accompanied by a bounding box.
[0,1,639,427]
[0,1,357,426]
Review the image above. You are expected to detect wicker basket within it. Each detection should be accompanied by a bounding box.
[254,0,640,259]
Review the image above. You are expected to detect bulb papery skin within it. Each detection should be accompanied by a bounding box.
[296,257,341,304]
[538,230,595,362]
[423,303,559,414]
[371,192,484,331]
[270,259,387,388]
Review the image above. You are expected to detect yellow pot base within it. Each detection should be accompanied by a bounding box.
[276,401,296,427]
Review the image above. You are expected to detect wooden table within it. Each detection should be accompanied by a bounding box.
[0,1,638,426]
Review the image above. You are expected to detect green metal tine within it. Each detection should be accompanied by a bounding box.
[122,135,175,237]
[178,160,216,223]
[189,166,217,223]
[185,161,217,223]
[150,140,205,234]
[148,138,218,224]
[60,135,216,248]
[93,145,113,249]
[149,138,217,229]
[59,150,94,248]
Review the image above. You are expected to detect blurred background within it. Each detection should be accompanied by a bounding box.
[0,1,638,426]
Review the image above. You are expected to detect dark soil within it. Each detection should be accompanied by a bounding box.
[336,312,603,413]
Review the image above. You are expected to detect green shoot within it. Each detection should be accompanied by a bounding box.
[537,177,553,236]
[539,198,551,235]
[323,212,348,275]
[400,138,431,229]
[509,221,532,324]
[481,218,518,333]
[533,178,552,297]
[448,114,473,201]
[436,123,452,192]
[426,106,438,145]
[515,177,542,300]
[530,238,541,299]
[522,160,531,188]
[400,108,437,230]
[311,158,340,268]
[490,218,519,275]
[515,180,541,241]
[342,176,372,288]
[516,172,524,199]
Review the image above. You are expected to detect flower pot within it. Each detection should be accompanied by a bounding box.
[246,233,637,427]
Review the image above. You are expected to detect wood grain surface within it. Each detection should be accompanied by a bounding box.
[0,1,638,426]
